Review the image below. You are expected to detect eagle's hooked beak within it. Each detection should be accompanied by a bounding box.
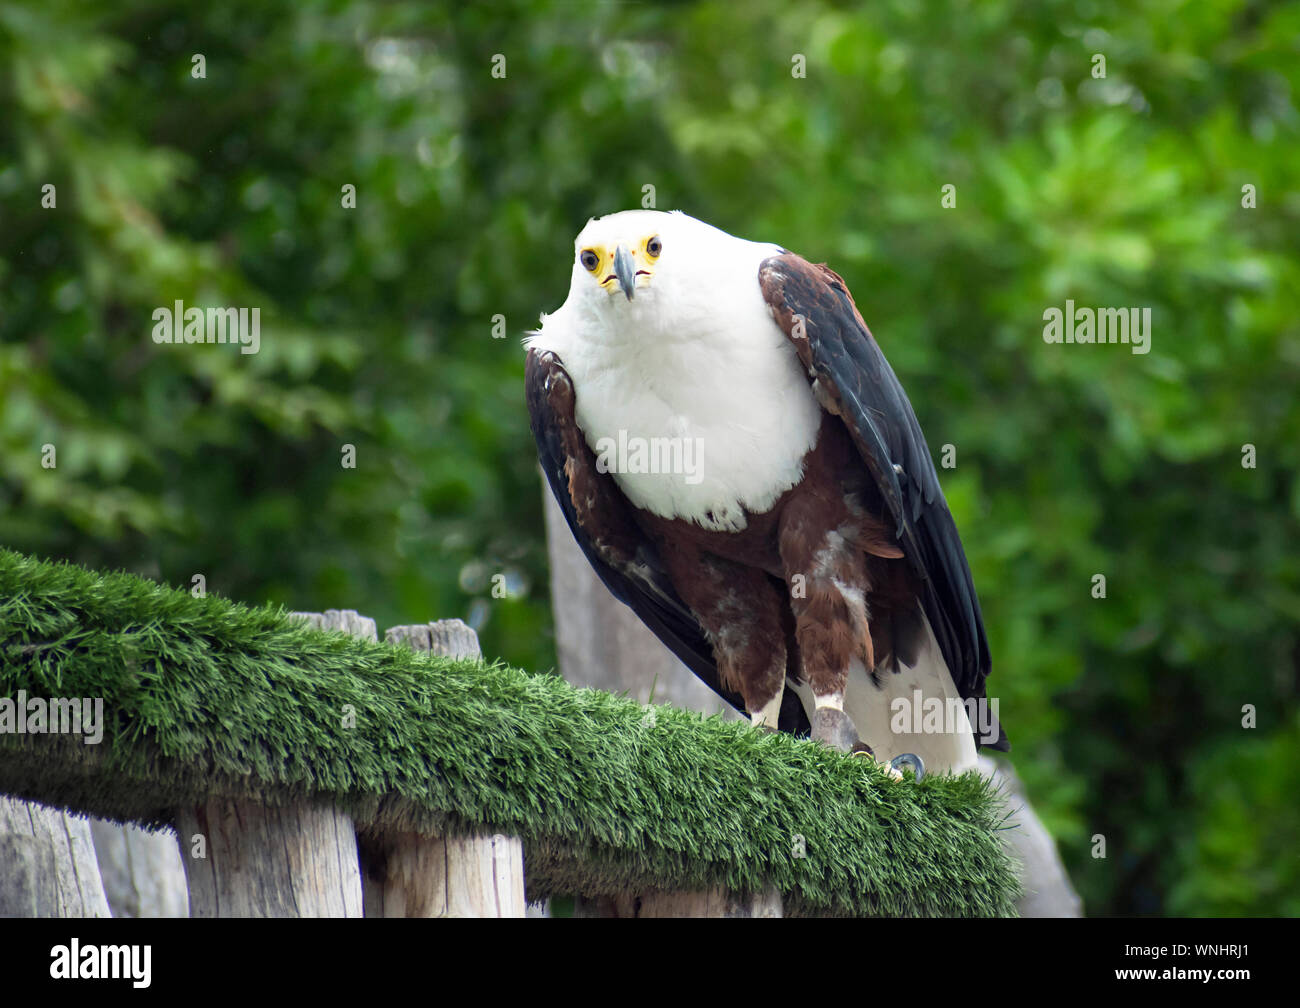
[613,245,638,301]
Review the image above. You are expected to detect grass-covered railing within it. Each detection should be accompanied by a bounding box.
[0,548,1017,917]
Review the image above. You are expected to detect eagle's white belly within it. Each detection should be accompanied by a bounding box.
[569,326,821,532]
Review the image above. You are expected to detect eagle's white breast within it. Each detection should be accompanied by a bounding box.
[527,212,822,532]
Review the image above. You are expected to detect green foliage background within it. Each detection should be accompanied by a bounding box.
[1,0,1296,915]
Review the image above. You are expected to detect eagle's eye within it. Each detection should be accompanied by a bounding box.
[646,235,662,258]
[579,249,600,272]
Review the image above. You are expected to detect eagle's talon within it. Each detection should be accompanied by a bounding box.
[849,741,912,782]
[889,753,925,781]
[811,707,860,754]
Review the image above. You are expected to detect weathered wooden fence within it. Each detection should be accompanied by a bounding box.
[2,613,533,919]
[1,610,787,918]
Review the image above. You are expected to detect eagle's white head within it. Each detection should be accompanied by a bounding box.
[528,210,784,352]
[566,209,755,302]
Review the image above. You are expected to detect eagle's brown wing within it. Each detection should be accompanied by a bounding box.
[759,252,1007,751]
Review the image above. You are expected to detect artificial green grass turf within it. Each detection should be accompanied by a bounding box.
[0,548,1017,916]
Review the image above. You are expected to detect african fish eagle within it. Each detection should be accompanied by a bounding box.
[525,210,1007,776]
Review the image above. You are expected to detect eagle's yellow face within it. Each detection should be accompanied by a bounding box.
[576,232,663,300]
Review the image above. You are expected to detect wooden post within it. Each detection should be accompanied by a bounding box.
[175,797,363,917]
[385,619,482,661]
[90,819,189,918]
[0,795,111,917]
[360,829,524,918]
[358,619,526,918]
[172,609,369,918]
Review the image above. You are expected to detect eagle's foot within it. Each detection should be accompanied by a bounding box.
[811,707,860,753]
[846,740,910,781]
